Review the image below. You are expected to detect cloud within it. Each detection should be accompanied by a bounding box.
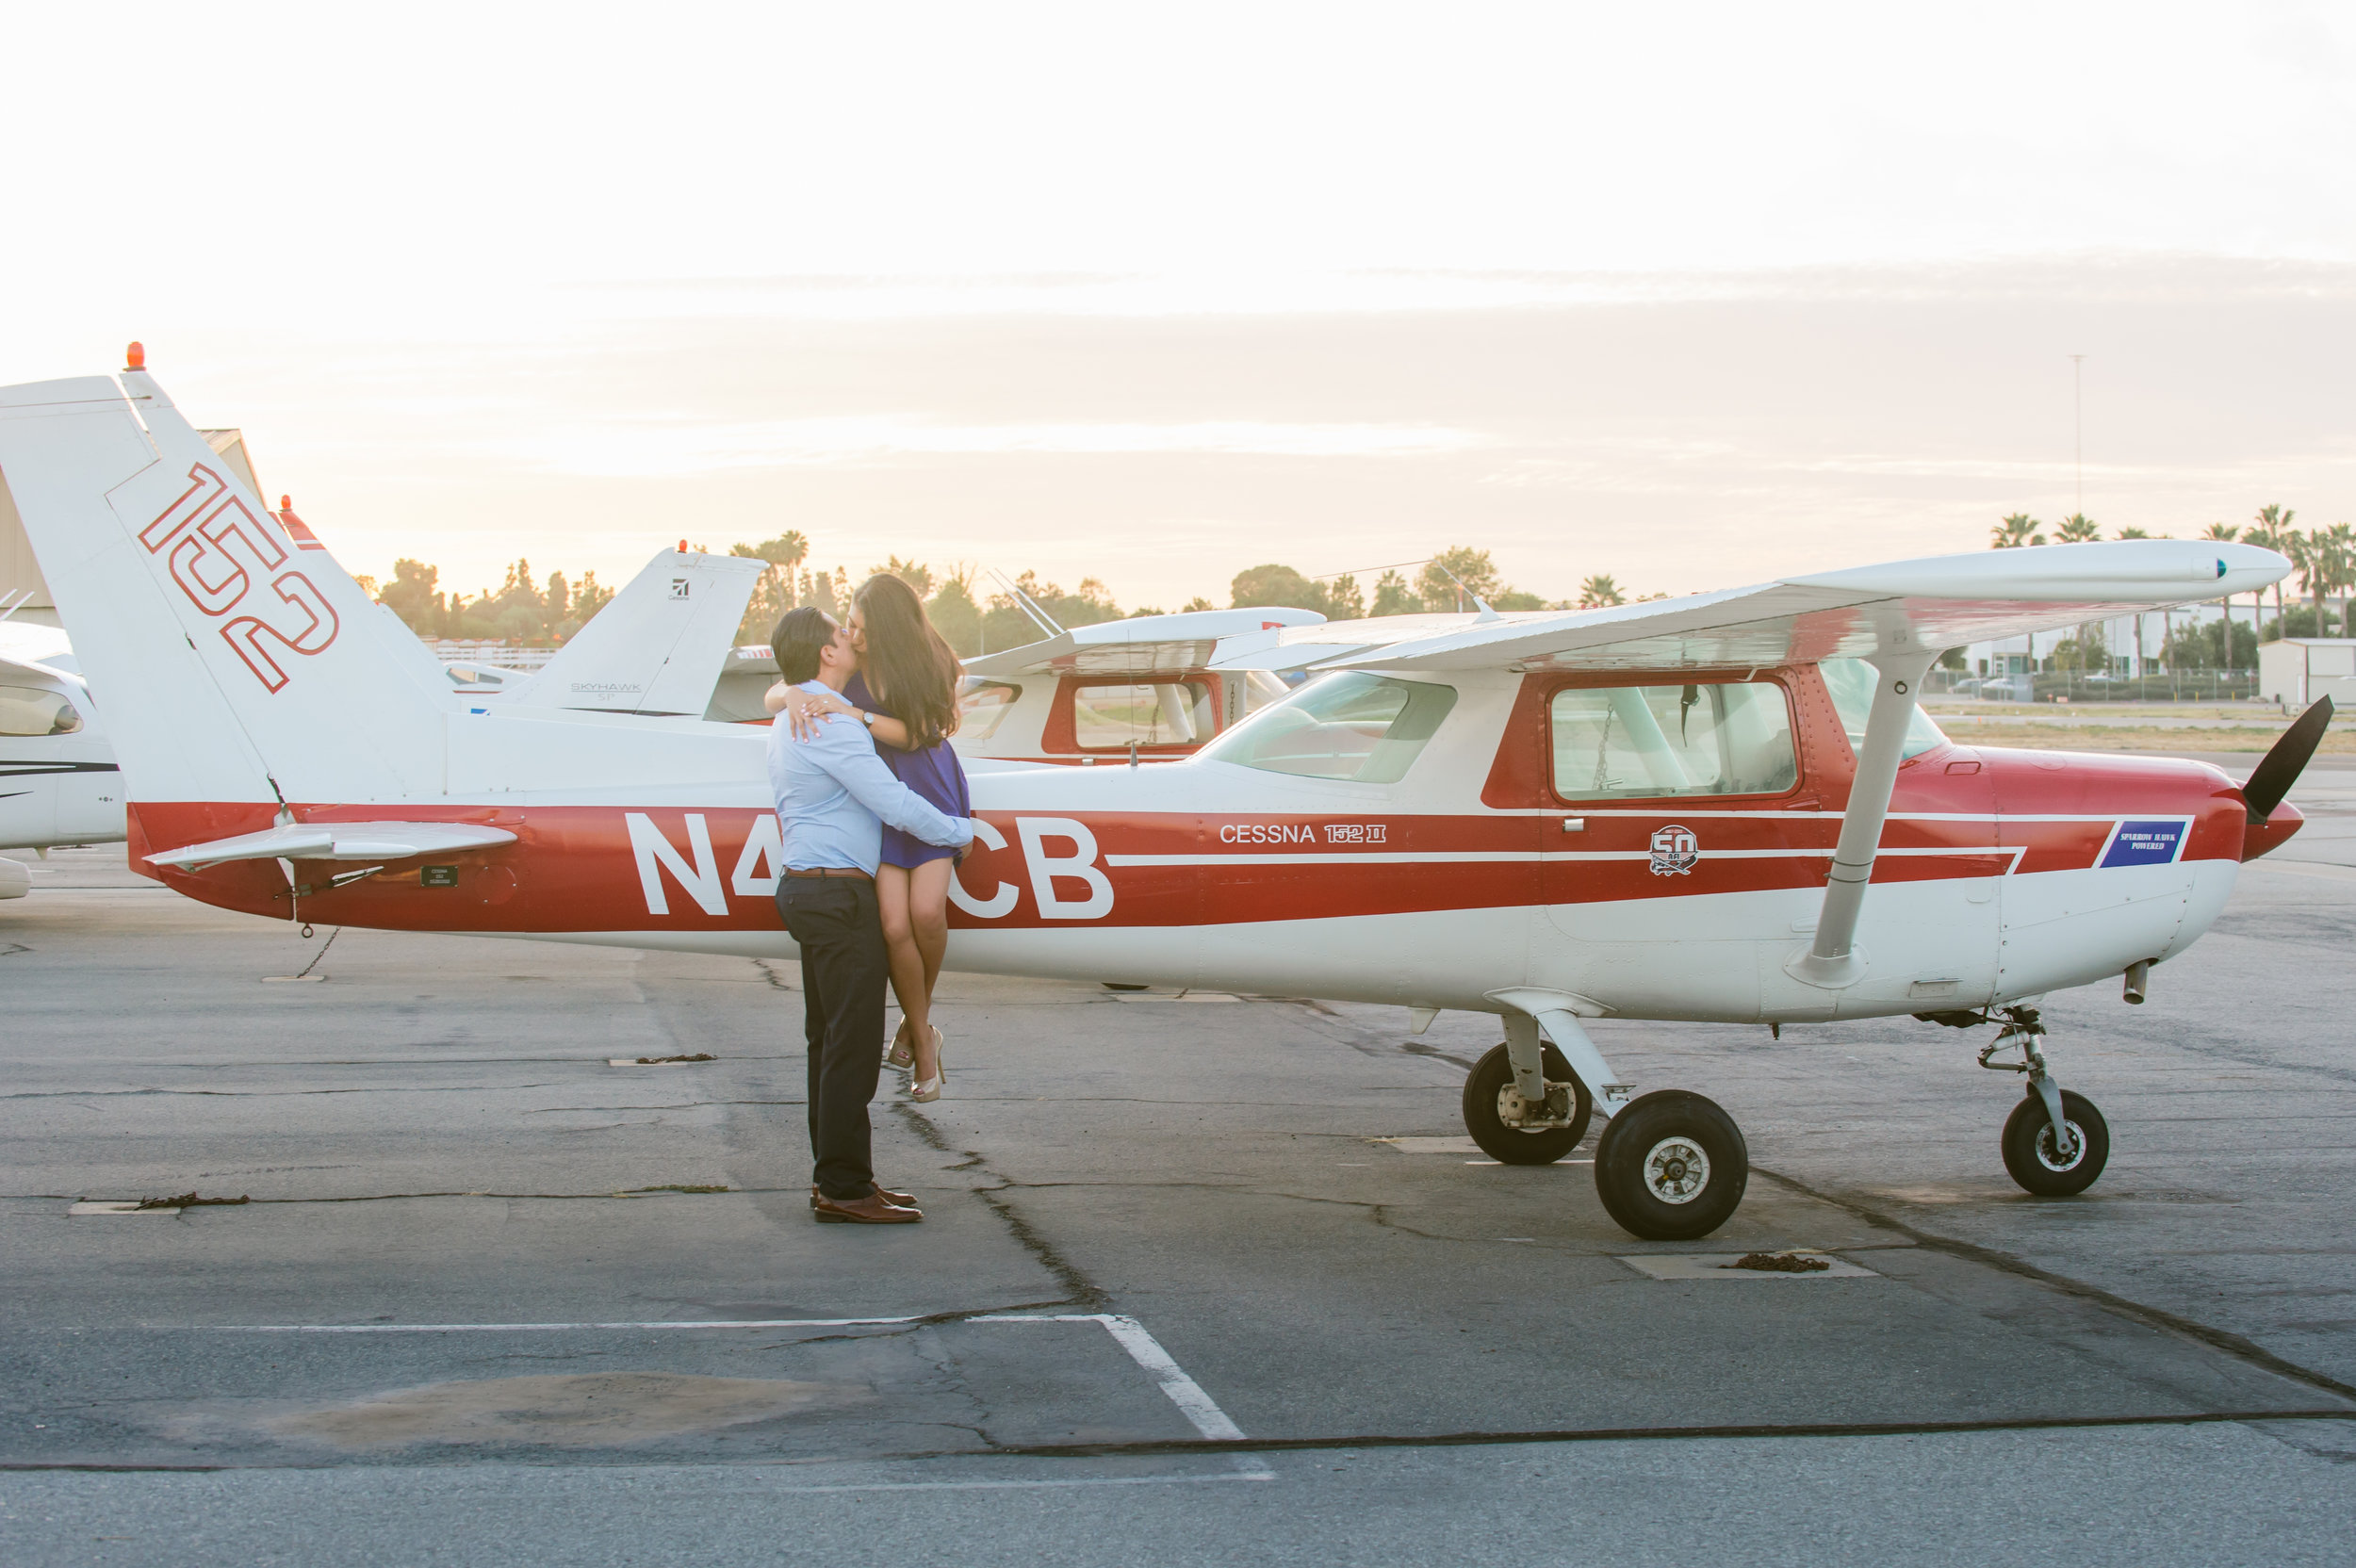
[509,416,1490,477]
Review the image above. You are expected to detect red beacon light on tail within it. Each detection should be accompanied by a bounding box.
[124,341,145,371]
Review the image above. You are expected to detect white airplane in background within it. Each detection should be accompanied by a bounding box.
[1,359,2329,1242]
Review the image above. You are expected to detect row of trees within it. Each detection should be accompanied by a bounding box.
[1227,548,1636,619]
[714,535,1645,658]
[371,559,616,644]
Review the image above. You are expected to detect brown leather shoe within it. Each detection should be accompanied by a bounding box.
[812,1191,922,1224]
[810,1183,916,1209]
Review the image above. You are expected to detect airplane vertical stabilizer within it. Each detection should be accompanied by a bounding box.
[0,373,450,806]
[502,547,763,716]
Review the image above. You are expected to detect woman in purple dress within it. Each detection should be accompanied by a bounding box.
[767,574,969,1102]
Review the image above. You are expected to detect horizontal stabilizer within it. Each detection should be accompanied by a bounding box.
[147,821,516,870]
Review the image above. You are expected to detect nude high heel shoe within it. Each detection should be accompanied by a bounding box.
[907,1027,947,1102]
[884,1019,914,1070]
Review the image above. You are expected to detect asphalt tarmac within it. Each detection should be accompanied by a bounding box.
[5,760,2354,1565]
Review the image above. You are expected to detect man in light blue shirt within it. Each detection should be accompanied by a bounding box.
[766,607,973,1224]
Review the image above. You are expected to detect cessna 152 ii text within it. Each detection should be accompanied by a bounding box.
[0,359,2327,1240]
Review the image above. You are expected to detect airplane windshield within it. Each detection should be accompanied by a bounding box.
[1550,679,1797,800]
[0,683,82,737]
[1819,659,1949,760]
[1201,672,1458,783]
[957,679,1022,741]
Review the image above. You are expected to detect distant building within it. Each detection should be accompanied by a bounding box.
[2257,639,2356,708]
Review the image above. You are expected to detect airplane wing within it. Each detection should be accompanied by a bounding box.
[964,606,1326,678]
[146,820,517,871]
[1321,542,2291,674]
[499,548,764,716]
[1206,611,1521,671]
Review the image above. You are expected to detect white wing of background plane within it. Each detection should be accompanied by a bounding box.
[963,605,1325,678]
[1206,611,1523,672]
[499,548,764,716]
[1318,543,2291,674]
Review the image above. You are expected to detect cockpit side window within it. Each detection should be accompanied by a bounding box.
[1548,679,1796,801]
[0,684,82,737]
[1818,658,1948,761]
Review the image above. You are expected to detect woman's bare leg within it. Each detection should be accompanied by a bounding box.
[877,866,932,1078]
[908,857,954,1011]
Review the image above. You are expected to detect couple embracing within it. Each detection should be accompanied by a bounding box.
[762,575,976,1226]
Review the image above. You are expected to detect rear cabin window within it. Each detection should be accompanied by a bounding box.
[1071,680,1214,749]
[1202,672,1458,783]
[0,684,82,737]
[1819,659,1948,761]
[1549,680,1796,800]
[957,679,1022,741]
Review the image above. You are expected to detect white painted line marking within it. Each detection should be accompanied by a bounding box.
[1374,1136,1481,1154]
[973,1313,1272,1475]
[216,1317,922,1332]
[1616,1253,1879,1281]
[751,1471,1271,1494]
[70,1201,175,1217]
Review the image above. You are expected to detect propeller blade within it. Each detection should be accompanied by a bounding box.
[2242,695,2333,825]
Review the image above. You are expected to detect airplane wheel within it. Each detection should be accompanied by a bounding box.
[1462,1042,1592,1164]
[2002,1089,2109,1197]
[1593,1090,1748,1240]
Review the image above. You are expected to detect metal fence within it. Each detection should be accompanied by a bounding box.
[1924,669,2261,703]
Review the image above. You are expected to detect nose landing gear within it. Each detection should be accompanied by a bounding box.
[1980,1006,2111,1196]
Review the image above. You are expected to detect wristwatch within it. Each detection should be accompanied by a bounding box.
[861,710,876,728]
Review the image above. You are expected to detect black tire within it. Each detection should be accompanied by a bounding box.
[1592,1090,1748,1240]
[1462,1042,1593,1164]
[2002,1089,2110,1196]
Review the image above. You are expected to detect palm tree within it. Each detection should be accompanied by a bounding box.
[2250,504,2295,634]
[730,530,810,644]
[2054,514,2102,543]
[2331,523,2356,643]
[2201,523,2242,649]
[1577,574,1626,609]
[2288,528,2335,639]
[1990,514,2044,548]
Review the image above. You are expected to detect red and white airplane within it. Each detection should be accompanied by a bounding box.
[0,360,2326,1240]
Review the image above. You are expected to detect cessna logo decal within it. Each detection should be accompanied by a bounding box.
[140,462,339,694]
[1649,824,1699,876]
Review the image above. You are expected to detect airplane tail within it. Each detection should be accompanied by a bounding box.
[0,369,450,808]
[502,547,762,717]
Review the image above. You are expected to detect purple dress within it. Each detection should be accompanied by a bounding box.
[844,672,971,869]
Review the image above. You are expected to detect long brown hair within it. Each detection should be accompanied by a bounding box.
[853,573,961,748]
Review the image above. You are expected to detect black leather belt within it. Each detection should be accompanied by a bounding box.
[784,867,873,881]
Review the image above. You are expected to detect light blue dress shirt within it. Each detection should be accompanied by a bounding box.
[766,680,973,874]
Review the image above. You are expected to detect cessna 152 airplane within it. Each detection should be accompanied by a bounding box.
[0,359,2327,1240]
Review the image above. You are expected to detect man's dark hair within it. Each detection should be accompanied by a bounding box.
[771,606,837,685]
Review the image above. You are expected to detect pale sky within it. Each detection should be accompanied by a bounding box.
[5,2,2352,609]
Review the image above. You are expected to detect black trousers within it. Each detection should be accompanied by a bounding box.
[775,877,891,1200]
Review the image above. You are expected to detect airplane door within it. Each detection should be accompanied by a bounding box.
[1531,677,1811,1020]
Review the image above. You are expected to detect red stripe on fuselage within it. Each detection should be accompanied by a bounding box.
[123,745,2247,938]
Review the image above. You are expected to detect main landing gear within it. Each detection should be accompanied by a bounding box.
[1978,1006,2110,1197]
[1460,1012,1749,1241]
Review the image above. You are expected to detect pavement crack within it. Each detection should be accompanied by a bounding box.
[890,1102,1104,1310]
[1751,1165,2356,1408]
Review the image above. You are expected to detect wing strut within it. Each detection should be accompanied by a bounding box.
[1787,643,1939,989]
